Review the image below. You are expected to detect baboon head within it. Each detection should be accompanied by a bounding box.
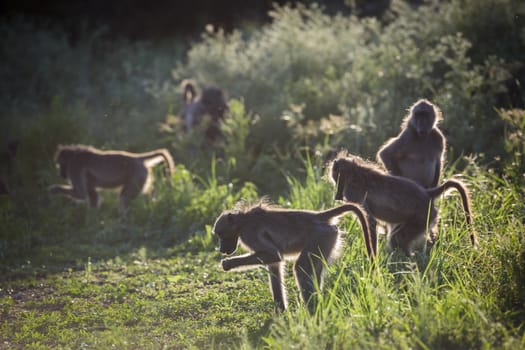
[329,154,371,202]
[213,212,240,255]
[406,99,442,138]
[201,87,228,122]
[330,159,344,201]
[55,149,68,178]
[329,156,352,201]
[54,146,75,179]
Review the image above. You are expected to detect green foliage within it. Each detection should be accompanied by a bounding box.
[14,98,88,191]
[279,154,334,210]
[499,108,525,189]
[172,0,523,165]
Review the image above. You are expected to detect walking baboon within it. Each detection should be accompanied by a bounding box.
[49,144,174,211]
[329,153,477,256]
[213,200,373,311]
[180,79,228,141]
[377,99,446,240]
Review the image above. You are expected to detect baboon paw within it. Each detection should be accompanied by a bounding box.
[221,259,233,271]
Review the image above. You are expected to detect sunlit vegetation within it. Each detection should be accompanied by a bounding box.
[1,0,524,348]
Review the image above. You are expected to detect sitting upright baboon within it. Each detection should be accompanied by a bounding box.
[377,99,445,188]
[49,144,174,212]
[377,99,446,241]
[179,79,228,142]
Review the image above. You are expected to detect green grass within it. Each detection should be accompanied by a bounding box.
[1,246,273,349]
[1,159,524,349]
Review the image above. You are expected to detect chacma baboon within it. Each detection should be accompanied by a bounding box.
[213,200,373,311]
[377,99,445,188]
[180,79,228,141]
[329,153,477,256]
[0,140,19,195]
[49,144,174,211]
[377,99,446,240]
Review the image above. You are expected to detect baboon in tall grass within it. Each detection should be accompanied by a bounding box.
[329,153,477,256]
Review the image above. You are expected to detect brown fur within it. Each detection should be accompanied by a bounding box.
[378,99,445,188]
[329,153,477,256]
[180,79,228,141]
[49,144,174,212]
[377,99,446,241]
[213,200,373,311]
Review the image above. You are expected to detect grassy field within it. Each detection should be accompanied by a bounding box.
[1,160,524,349]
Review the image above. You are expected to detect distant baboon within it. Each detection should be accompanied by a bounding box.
[49,144,174,211]
[377,99,446,240]
[0,140,19,195]
[329,153,477,256]
[213,201,373,311]
[180,79,228,141]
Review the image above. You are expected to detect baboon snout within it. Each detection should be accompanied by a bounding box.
[219,239,237,255]
[417,128,429,137]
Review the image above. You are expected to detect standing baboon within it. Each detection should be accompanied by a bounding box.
[329,153,477,256]
[377,99,446,240]
[49,144,174,211]
[180,79,228,141]
[213,201,373,311]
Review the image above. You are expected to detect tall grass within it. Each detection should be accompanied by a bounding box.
[251,160,525,349]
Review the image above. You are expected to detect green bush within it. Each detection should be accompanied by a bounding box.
[172,0,523,165]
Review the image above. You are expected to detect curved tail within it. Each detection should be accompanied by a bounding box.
[318,204,376,261]
[140,149,175,179]
[427,179,478,246]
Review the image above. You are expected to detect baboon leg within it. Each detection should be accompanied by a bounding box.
[49,185,80,198]
[85,175,100,208]
[388,220,426,256]
[87,186,100,208]
[294,233,337,307]
[366,210,379,257]
[268,262,286,312]
[119,168,147,211]
[49,169,89,201]
[222,251,282,270]
[428,200,439,243]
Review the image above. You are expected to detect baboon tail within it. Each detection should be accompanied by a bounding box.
[141,149,175,178]
[318,204,376,261]
[427,179,477,245]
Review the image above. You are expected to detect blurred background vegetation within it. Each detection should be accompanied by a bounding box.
[1,0,524,261]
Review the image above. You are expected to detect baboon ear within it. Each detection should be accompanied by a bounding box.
[227,213,234,224]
